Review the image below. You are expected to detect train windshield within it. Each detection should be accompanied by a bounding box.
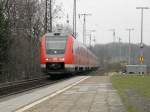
[46,36,67,55]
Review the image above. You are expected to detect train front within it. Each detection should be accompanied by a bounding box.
[40,33,74,74]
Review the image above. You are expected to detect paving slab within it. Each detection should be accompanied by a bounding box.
[23,76,126,112]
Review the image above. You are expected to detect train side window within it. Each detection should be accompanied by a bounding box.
[73,42,75,54]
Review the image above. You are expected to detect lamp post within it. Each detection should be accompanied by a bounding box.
[136,7,149,74]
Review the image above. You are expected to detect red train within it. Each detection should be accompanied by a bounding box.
[40,32,99,75]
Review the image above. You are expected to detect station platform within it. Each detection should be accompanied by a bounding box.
[19,76,126,112]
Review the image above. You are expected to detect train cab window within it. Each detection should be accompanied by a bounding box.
[46,36,67,55]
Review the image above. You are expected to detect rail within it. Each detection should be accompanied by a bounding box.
[0,75,69,98]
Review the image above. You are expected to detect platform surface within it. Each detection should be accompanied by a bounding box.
[23,76,126,112]
[0,76,87,112]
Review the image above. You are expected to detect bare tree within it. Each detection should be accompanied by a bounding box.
[2,0,42,82]
[0,0,64,83]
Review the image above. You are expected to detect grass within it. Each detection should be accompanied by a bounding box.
[111,74,150,112]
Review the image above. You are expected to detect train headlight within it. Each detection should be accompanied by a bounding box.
[45,58,49,61]
[60,58,65,61]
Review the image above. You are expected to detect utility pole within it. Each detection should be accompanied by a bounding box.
[119,37,122,62]
[89,34,92,48]
[73,0,77,38]
[86,33,92,48]
[109,29,116,43]
[126,28,134,65]
[79,13,92,45]
[49,0,52,32]
[87,30,96,48]
[109,29,116,62]
[45,0,52,33]
[45,0,48,33]
[136,7,149,74]
[93,37,96,46]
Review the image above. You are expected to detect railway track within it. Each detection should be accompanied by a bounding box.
[0,70,103,99]
[0,75,73,99]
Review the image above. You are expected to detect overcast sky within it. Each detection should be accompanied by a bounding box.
[56,0,150,45]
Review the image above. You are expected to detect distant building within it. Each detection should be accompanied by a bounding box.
[126,65,147,74]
